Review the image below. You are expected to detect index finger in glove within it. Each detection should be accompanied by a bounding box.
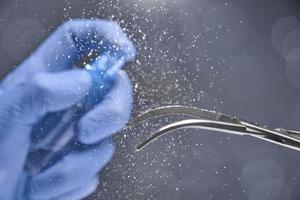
[0,19,136,90]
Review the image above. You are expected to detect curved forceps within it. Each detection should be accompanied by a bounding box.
[130,105,300,151]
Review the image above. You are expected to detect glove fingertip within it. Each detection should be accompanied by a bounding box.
[77,71,132,144]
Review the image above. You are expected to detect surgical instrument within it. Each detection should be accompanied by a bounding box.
[132,105,300,151]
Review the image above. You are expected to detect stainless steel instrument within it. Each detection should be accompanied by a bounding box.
[130,105,300,151]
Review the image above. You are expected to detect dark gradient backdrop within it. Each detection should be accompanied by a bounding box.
[1,0,300,199]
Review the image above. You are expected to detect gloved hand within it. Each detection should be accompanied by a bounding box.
[0,19,136,200]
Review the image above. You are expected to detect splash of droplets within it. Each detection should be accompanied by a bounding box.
[48,1,295,200]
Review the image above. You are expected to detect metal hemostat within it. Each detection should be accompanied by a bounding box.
[129,105,300,151]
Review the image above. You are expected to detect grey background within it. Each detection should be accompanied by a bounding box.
[1,0,300,199]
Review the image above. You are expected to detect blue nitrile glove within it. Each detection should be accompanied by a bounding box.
[0,19,136,200]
